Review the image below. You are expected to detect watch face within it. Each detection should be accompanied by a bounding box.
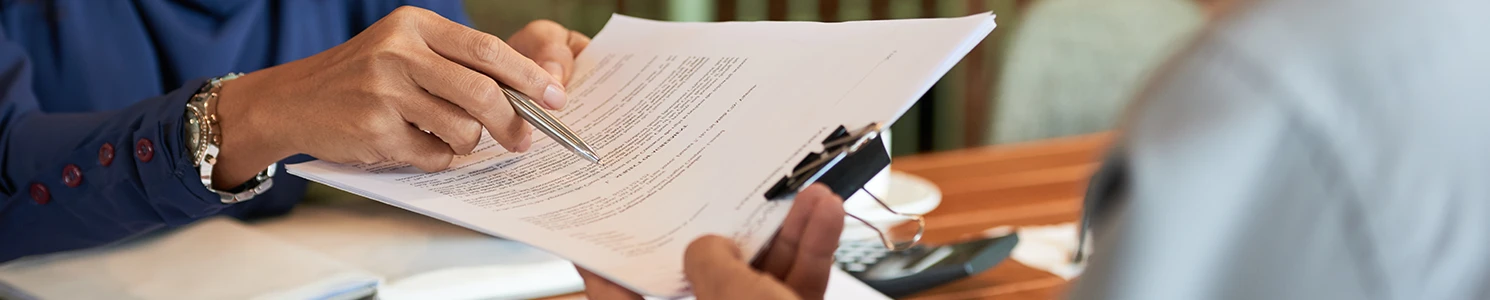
[185,109,203,151]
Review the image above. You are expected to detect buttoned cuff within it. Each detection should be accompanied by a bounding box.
[17,78,230,225]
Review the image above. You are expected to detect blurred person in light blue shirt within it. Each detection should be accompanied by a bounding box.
[1075,0,1490,299]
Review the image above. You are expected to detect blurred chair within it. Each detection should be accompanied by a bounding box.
[989,0,1204,144]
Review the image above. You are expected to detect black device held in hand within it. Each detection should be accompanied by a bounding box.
[834,233,1020,298]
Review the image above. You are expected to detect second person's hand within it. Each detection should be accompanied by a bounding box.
[507,19,592,83]
[577,184,847,300]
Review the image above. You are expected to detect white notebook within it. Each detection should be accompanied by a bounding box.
[249,200,587,299]
[0,200,588,300]
[0,218,379,300]
[288,13,996,297]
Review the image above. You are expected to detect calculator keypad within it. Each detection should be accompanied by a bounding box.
[835,240,889,273]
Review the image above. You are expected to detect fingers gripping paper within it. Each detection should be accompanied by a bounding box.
[288,13,995,297]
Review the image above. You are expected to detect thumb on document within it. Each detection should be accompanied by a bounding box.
[685,235,800,300]
[684,184,843,300]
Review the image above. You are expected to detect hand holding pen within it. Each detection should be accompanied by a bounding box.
[211,9,595,190]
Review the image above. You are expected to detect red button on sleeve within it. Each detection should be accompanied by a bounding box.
[135,138,154,163]
[29,183,50,205]
[99,143,115,166]
[62,164,83,187]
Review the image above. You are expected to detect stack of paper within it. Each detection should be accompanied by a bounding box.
[250,200,586,299]
[289,13,996,297]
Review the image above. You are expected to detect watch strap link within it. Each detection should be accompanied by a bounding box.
[189,73,277,204]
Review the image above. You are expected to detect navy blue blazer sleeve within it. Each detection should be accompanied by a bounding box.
[0,1,470,263]
[0,32,263,262]
[351,0,472,28]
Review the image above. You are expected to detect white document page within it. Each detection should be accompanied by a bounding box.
[288,13,995,297]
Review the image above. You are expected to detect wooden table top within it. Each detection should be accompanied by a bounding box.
[895,132,1112,300]
[546,133,1114,300]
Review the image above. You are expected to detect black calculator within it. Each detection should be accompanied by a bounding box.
[834,233,1020,298]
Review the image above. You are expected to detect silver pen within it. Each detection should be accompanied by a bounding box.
[499,83,601,163]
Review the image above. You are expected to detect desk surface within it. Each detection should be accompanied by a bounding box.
[896,132,1112,300]
[545,133,1113,300]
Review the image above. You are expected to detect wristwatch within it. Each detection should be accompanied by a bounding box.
[184,73,276,203]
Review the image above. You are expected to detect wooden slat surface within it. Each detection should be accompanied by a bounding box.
[869,0,891,19]
[818,0,840,22]
[716,0,737,21]
[897,132,1113,300]
[544,133,1113,299]
[768,0,788,20]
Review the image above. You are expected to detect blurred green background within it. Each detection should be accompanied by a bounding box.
[463,0,1205,156]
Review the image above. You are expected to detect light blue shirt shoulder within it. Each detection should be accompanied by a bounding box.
[1074,0,1490,299]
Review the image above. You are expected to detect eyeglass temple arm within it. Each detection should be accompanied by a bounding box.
[851,187,925,250]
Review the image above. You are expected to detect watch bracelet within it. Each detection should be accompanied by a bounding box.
[187,73,277,203]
